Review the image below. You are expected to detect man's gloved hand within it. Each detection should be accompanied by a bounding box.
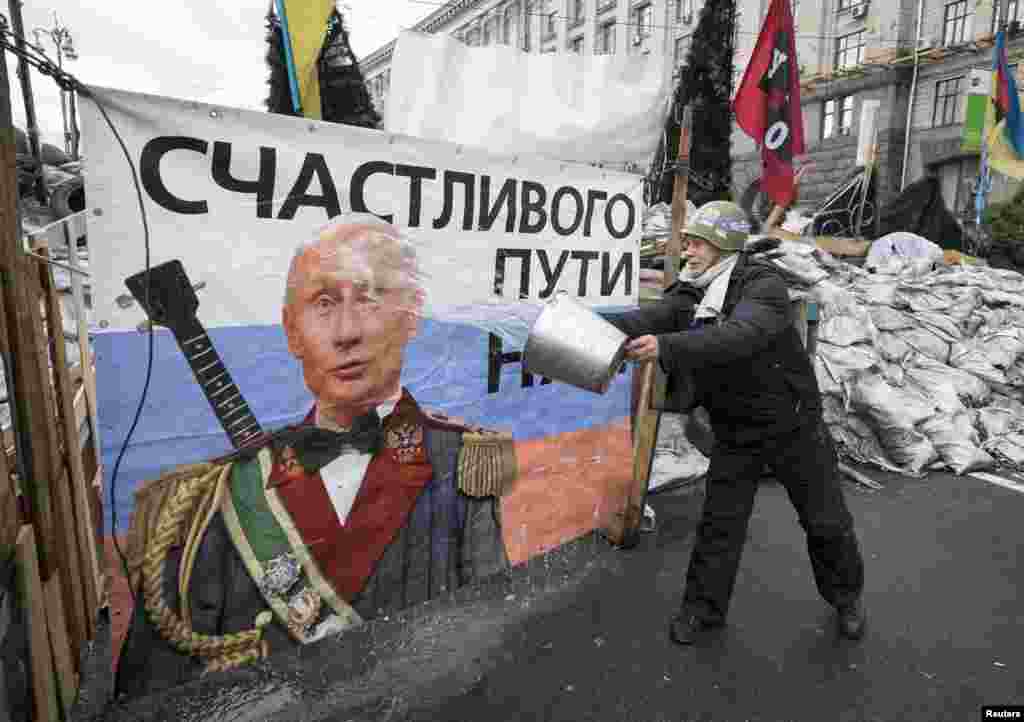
[625,335,659,362]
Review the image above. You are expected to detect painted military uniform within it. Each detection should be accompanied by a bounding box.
[115,391,516,700]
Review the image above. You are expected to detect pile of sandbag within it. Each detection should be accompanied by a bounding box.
[804,254,1024,476]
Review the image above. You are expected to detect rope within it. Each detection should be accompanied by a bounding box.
[142,464,273,674]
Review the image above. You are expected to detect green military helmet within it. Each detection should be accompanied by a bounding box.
[683,200,751,253]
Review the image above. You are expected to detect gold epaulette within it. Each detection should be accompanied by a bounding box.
[457,429,518,498]
[125,461,220,590]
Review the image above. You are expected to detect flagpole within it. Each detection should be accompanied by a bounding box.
[274,0,304,115]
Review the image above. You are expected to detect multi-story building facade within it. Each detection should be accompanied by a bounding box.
[362,0,1024,218]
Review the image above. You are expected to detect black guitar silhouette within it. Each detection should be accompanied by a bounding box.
[124,260,263,449]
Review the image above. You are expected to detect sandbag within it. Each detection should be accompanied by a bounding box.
[983,433,1024,470]
[1006,360,1024,387]
[914,311,963,343]
[822,395,845,426]
[848,373,935,432]
[770,249,829,286]
[833,414,905,473]
[870,306,915,332]
[900,288,953,314]
[982,290,1024,307]
[879,427,939,475]
[904,366,966,415]
[920,413,994,475]
[880,360,906,387]
[815,355,843,396]
[876,331,913,363]
[859,281,903,307]
[976,408,1020,440]
[988,392,1024,417]
[909,353,991,406]
[816,341,880,381]
[974,330,1024,369]
[899,326,950,364]
[817,313,875,347]
[945,291,983,326]
[948,343,1009,386]
[964,313,987,338]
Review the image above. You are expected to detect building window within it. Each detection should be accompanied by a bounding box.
[933,76,963,126]
[823,95,854,138]
[572,0,585,22]
[674,34,691,66]
[675,0,693,22]
[597,0,616,13]
[546,0,557,37]
[569,34,584,52]
[943,0,971,46]
[596,20,615,53]
[633,3,653,40]
[834,30,865,70]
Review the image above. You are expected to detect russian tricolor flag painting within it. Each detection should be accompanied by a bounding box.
[79,87,642,563]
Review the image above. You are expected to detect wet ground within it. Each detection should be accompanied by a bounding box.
[81,464,1024,721]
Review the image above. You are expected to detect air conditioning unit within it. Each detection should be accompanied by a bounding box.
[851,3,869,19]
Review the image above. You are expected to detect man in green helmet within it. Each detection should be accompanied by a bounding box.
[602,200,866,644]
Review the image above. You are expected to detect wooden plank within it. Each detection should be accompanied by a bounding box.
[74,386,87,435]
[63,219,102,469]
[43,575,78,716]
[666,105,693,289]
[1,55,59,579]
[37,255,94,647]
[0,440,17,555]
[14,526,60,722]
[615,105,695,545]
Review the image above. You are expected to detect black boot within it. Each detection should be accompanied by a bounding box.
[836,599,866,640]
[668,613,721,645]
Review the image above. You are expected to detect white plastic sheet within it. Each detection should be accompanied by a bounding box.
[385,31,670,166]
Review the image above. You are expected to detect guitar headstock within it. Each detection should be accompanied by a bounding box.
[124,260,199,331]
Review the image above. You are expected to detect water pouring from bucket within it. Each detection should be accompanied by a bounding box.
[522,291,629,395]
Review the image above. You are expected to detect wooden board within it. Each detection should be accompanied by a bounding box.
[0,118,60,580]
[14,526,60,722]
[38,256,94,648]
[0,445,17,555]
[43,575,78,716]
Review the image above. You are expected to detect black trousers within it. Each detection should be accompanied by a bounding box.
[682,422,864,625]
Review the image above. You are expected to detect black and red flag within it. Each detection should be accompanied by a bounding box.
[732,0,805,208]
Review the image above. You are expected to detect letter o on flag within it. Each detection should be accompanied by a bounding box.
[765,121,789,151]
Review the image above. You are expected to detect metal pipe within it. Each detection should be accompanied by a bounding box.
[900,0,926,191]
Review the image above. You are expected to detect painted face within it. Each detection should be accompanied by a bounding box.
[682,233,723,276]
[283,227,420,424]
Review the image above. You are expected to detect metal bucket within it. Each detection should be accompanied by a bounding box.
[522,292,629,394]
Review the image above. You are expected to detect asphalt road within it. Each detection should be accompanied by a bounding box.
[93,465,1024,722]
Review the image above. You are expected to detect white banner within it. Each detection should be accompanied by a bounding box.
[80,87,642,332]
[385,31,671,167]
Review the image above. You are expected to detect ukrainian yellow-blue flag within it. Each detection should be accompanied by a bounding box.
[278,0,335,119]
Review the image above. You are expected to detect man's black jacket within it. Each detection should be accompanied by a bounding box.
[603,255,821,446]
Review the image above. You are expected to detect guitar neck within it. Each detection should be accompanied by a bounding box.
[168,317,263,449]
